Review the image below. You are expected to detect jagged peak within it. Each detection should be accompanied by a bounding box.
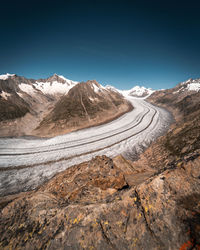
[36,74,78,85]
[85,80,99,86]
[0,73,16,80]
[175,78,200,93]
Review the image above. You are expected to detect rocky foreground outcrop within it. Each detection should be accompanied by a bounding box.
[0,152,199,249]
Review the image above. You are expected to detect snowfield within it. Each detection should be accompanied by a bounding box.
[121,86,154,97]
[179,78,200,92]
[33,75,78,95]
[0,97,172,196]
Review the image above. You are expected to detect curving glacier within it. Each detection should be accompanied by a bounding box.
[0,97,173,196]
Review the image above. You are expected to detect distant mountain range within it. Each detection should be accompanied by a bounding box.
[0,73,155,100]
[0,73,78,98]
[0,73,132,137]
[0,73,200,137]
[105,85,154,98]
[106,78,200,97]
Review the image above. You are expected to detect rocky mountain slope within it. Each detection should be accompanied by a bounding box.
[35,80,132,137]
[0,73,78,137]
[0,78,199,249]
[148,78,200,121]
[0,74,36,121]
[0,74,131,137]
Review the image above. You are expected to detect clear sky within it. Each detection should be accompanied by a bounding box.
[0,0,200,90]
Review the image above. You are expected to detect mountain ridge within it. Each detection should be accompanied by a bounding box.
[0,73,200,138]
[0,74,132,137]
[34,80,133,137]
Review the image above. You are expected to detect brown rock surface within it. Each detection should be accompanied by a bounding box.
[34,80,133,137]
[0,153,199,249]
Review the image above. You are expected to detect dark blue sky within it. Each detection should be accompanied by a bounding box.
[1,0,200,89]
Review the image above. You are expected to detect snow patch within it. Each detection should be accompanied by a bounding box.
[0,91,11,100]
[89,97,94,102]
[55,74,78,85]
[92,83,106,93]
[186,82,200,92]
[92,83,100,93]
[16,92,24,98]
[173,87,184,94]
[89,97,99,102]
[57,75,68,81]
[19,83,36,94]
[105,85,120,93]
[34,80,76,95]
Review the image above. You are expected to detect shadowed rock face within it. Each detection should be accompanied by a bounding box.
[0,153,199,249]
[0,94,29,122]
[0,74,58,136]
[0,75,32,121]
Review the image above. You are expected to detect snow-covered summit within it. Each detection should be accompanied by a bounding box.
[105,85,121,93]
[184,79,200,92]
[33,74,79,95]
[91,81,106,93]
[187,82,200,92]
[47,74,78,84]
[123,86,154,98]
[56,74,66,81]
[105,85,154,98]
[111,85,154,98]
[174,78,200,94]
[0,73,16,80]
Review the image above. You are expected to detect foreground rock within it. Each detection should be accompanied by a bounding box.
[0,154,199,249]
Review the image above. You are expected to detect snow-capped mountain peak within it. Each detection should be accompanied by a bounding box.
[105,84,155,98]
[90,81,106,93]
[53,74,73,82]
[0,73,16,80]
[56,74,67,81]
[174,78,200,94]
[125,85,154,97]
[184,78,200,92]
[105,85,121,93]
[33,74,79,95]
